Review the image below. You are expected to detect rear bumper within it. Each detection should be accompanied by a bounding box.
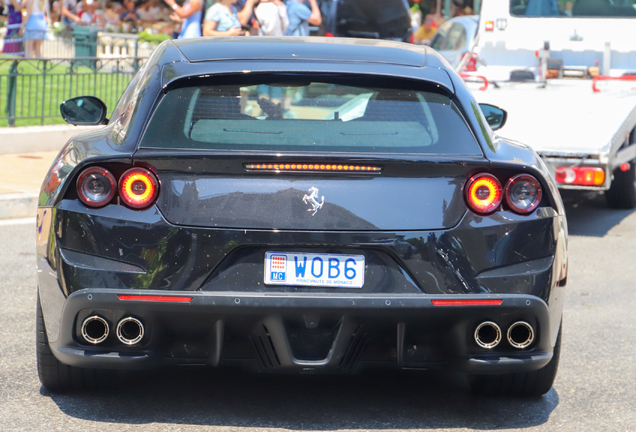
[49,289,554,374]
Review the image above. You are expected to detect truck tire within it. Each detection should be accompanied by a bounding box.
[605,161,636,209]
[468,325,561,397]
[36,295,102,391]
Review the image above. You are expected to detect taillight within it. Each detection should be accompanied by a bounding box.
[555,166,605,186]
[325,32,334,37]
[465,173,502,215]
[119,168,159,209]
[76,167,117,208]
[505,174,542,214]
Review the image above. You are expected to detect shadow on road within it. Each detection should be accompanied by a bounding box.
[42,367,558,429]
[562,191,636,237]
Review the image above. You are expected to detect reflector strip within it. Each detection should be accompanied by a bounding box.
[118,295,192,303]
[432,299,503,306]
[245,163,382,173]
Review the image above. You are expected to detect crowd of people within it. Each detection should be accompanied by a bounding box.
[1,0,322,57]
[164,0,322,39]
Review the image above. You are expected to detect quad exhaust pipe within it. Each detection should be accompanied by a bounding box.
[81,316,109,344]
[507,321,534,349]
[473,321,535,349]
[116,317,144,345]
[474,321,502,349]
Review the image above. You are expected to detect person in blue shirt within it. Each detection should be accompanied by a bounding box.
[120,0,140,24]
[202,0,258,36]
[163,0,203,39]
[284,0,321,37]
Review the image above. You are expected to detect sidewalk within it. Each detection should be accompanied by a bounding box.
[0,151,59,219]
[0,124,97,219]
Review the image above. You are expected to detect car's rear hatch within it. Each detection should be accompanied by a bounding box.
[136,74,484,231]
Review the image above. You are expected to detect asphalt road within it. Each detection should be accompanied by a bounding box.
[1,193,635,431]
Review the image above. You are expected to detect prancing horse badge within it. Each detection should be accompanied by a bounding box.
[302,187,324,216]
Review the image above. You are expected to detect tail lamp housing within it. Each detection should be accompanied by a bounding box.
[505,174,542,214]
[76,167,117,208]
[465,173,502,215]
[119,168,159,209]
[555,166,605,186]
[465,173,543,216]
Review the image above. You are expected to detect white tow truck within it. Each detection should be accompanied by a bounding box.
[466,0,636,208]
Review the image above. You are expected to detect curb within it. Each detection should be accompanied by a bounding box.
[0,193,38,220]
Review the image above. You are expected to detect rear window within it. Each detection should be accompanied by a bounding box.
[139,76,481,155]
[510,0,636,17]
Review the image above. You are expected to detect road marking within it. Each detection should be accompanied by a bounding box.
[0,217,36,226]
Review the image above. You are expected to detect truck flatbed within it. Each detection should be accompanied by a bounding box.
[472,79,636,193]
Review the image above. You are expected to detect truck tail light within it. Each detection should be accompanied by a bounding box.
[119,168,159,209]
[505,174,542,214]
[555,166,605,186]
[77,167,117,208]
[465,173,502,215]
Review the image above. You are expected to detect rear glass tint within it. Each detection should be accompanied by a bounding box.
[139,76,481,155]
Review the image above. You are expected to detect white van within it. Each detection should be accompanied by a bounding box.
[475,0,636,81]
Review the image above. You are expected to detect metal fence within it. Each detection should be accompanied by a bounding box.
[0,56,147,127]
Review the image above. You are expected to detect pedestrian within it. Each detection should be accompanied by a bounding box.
[60,0,80,26]
[139,0,164,21]
[21,0,49,58]
[79,0,96,24]
[1,0,25,56]
[413,14,436,45]
[50,0,61,22]
[202,0,258,37]
[254,0,288,36]
[284,0,321,37]
[120,0,140,25]
[103,1,121,25]
[164,0,203,39]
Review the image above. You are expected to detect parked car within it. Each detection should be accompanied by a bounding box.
[430,15,479,70]
[322,0,412,42]
[37,37,567,397]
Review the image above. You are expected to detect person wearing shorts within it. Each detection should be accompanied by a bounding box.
[21,0,49,58]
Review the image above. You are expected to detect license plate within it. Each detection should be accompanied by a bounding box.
[264,252,365,288]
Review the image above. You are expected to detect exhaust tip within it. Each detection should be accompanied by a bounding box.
[116,317,144,345]
[474,321,502,349]
[81,316,109,344]
[507,321,534,349]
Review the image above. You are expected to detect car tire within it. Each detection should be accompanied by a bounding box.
[36,294,103,391]
[468,324,562,397]
[605,160,636,209]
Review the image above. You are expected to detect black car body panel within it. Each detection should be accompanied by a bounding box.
[37,38,567,379]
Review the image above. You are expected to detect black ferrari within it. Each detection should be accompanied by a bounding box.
[36,37,568,396]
